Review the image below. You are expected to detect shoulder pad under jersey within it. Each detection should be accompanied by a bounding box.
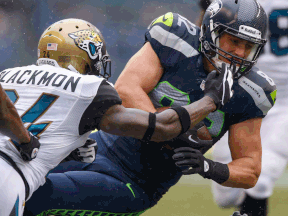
[238,66,277,116]
[145,12,201,68]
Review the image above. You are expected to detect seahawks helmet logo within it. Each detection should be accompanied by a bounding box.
[69,29,103,61]
[207,0,223,18]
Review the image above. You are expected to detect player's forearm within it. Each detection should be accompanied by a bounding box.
[221,157,261,189]
[100,96,216,141]
[0,85,30,143]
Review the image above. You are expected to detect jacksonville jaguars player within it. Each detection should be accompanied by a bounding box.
[198,0,288,215]
[0,18,230,216]
[24,0,276,215]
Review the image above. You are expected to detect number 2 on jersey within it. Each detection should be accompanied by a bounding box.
[5,89,58,138]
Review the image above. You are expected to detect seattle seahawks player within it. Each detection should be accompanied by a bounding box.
[116,0,275,189]
[23,1,275,216]
[0,18,231,216]
[199,0,288,215]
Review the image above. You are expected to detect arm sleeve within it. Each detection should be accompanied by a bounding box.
[78,80,122,135]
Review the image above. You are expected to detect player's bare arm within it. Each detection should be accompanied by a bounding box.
[99,96,216,142]
[224,118,262,188]
[115,42,163,113]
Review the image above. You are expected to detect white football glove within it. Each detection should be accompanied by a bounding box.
[78,139,97,163]
[62,138,98,163]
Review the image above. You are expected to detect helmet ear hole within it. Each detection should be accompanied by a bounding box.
[59,28,62,32]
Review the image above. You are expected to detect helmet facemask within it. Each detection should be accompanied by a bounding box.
[201,22,266,78]
[200,0,268,78]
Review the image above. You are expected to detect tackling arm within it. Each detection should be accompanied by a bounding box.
[99,96,216,142]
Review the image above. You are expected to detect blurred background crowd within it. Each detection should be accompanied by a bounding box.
[0,0,201,83]
[1,0,288,215]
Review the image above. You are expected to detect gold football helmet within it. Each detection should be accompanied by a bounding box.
[37,18,111,79]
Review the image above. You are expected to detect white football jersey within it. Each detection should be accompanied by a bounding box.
[257,0,288,98]
[0,64,121,200]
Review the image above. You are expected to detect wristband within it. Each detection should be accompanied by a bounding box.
[142,112,156,142]
[169,107,191,136]
[201,159,230,184]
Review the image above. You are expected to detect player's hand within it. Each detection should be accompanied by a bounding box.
[172,147,212,175]
[77,138,98,163]
[204,63,234,110]
[18,132,41,161]
[62,138,98,163]
[174,122,213,154]
[230,211,248,216]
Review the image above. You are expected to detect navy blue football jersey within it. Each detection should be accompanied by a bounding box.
[145,12,277,143]
[91,12,277,203]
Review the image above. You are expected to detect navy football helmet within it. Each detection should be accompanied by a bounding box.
[200,0,267,78]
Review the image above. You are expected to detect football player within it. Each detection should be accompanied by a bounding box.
[0,18,232,216]
[23,0,276,216]
[200,0,288,215]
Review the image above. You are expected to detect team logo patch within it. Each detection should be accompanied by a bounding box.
[47,43,58,51]
[69,29,103,61]
[207,0,223,18]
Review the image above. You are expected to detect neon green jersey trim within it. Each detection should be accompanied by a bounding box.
[38,208,146,216]
[270,89,277,104]
[152,12,173,27]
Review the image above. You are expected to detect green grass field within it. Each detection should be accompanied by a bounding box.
[143,174,288,216]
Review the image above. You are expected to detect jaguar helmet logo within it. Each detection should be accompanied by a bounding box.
[69,29,103,60]
[207,0,223,18]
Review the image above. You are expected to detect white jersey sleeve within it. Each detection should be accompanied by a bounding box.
[0,64,121,199]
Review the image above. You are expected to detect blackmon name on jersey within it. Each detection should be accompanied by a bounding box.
[0,68,81,93]
[0,64,122,200]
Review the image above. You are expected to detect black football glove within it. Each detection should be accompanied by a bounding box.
[172,147,211,175]
[231,211,248,216]
[204,63,234,110]
[172,147,230,184]
[62,138,98,163]
[172,122,213,154]
[17,132,41,161]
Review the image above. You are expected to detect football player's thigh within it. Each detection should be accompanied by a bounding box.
[260,103,288,156]
[49,161,86,173]
[246,148,288,199]
[25,171,150,215]
[0,159,25,216]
